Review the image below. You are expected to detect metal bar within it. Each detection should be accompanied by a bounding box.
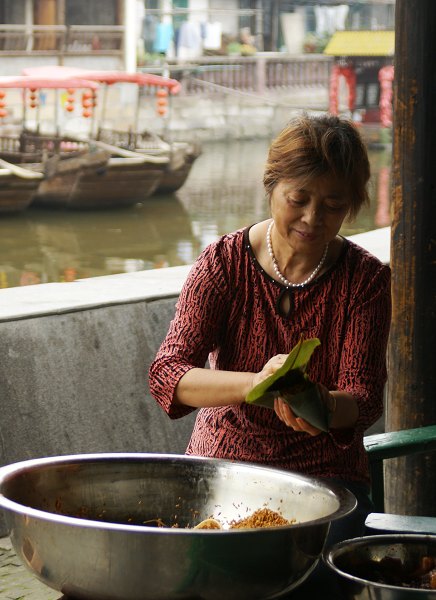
[368,459,385,513]
[143,9,263,16]
[364,426,436,461]
[365,426,436,513]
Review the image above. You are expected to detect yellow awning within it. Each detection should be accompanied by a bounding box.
[324,31,395,57]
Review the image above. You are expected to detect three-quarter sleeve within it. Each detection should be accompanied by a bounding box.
[334,261,391,440]
[149,241,230,419]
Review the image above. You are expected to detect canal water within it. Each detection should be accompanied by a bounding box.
[0,138,391,289]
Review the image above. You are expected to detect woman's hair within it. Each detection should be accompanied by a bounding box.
[263,114,371,220]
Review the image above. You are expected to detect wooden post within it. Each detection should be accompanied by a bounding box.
[255,55,266,95]
[34,0,57,50]
[385,0,436,515]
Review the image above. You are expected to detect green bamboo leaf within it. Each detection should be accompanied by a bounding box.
[245,337,329,431]
[245,337,320,403]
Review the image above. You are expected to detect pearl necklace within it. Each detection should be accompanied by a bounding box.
[266,221,329,288]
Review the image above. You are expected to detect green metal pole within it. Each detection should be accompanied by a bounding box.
[385,0,436,516]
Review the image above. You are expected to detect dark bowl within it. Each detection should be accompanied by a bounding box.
[324,534,436,599]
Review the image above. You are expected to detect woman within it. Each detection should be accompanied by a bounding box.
[149,114,391,547]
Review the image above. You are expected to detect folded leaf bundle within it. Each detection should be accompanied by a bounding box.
[245,337,330,432]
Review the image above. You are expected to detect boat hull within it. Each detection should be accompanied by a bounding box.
[98,129,201,194]
[151,140,201,193]
[32,150,110,208]
[66,157,165,209]
[0,172,39,213]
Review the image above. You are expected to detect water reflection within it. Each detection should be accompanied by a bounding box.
[0,139,391,289]
[0,195,195,288]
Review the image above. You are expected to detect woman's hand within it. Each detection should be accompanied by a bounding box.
[274,398,322,436]
[250,355,327,436]
[250,354,289,389]
[274,383,335,437]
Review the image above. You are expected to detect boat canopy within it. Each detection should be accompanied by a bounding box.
[0,74,99,90]
[22,66,181,94]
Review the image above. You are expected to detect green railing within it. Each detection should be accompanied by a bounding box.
[364,425,436,512]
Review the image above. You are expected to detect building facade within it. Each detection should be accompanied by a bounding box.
[0,1,395,74]
[0,0,127,74]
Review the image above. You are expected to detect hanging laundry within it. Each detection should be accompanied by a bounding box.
[177,20,202,59]
[203,21,222,51]
[142,15,158,53]
[315,5,349,36]
[153,22,174,54]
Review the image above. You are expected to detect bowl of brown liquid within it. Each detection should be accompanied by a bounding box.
[324,534,436,599]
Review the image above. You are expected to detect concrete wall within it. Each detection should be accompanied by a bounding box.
[0,265,194,535]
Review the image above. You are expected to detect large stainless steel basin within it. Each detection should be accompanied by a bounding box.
[0,453,356,599]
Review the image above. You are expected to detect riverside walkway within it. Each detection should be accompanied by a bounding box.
[0,536,58,599]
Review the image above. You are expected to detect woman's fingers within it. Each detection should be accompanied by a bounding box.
[295,417,321,436]
[252,354,289,387]
[263,354,288,373]
[274,397,297,427]
[274,398,322,437]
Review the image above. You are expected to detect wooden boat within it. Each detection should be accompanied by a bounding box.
[0,75,106,208]
[97,128,201,194]
[0,75,168,209]
[0,157,42,213]
[61,137,168,209]
[22,66,202,193]
[0,129,110,208]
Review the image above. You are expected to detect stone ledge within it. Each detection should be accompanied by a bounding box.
[0,265,191,322]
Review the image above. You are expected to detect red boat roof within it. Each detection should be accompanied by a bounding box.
[0,74,99,90]
[22,66,181,94]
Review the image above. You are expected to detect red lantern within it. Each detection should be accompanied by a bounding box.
[0,90,5,99]
[29,88,38,108]
[0,109,7,118]
[20,271,41,286]
[156,87,168,115]
[378,65,394,128]
[375,165,391,227]
[66,105,74,112]
[82,110,92,118]
[82,91,93,109]
[0,101,5,109]
[63,267,77,282]
[329,64,356,115]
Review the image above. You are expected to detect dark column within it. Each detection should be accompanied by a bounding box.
[385,0,436,515]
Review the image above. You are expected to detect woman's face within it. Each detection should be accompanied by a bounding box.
[269,173,350,254]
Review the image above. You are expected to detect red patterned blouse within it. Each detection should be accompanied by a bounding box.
[149,227,391,485]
